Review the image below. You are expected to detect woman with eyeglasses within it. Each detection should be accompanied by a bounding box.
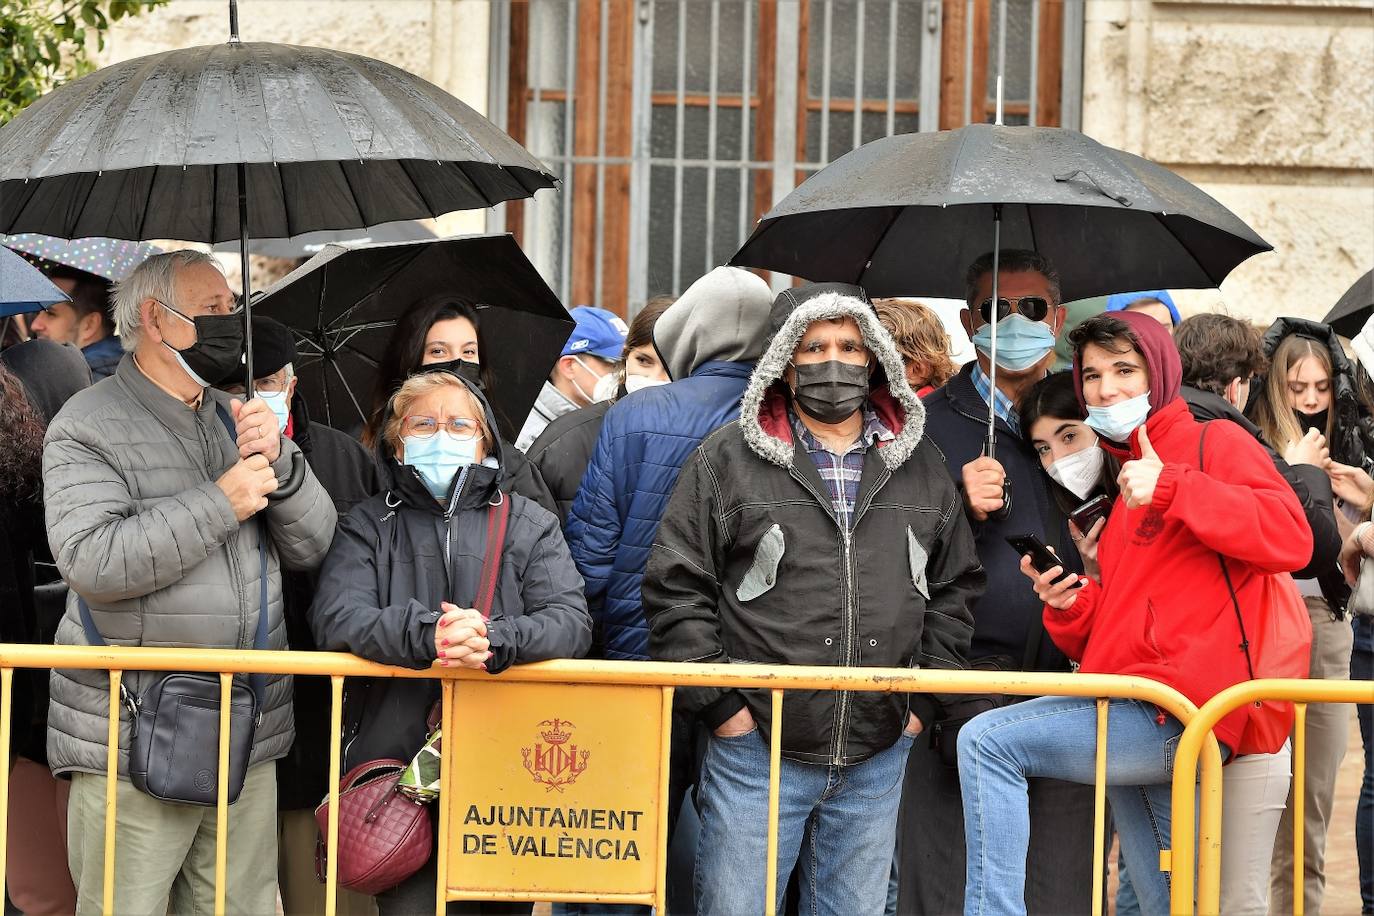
[362,295,558,514]
[310,371,591,913]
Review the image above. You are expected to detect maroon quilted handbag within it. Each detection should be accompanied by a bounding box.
[314,759,431,895]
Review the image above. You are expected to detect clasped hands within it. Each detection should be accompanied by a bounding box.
[434,602,492,668]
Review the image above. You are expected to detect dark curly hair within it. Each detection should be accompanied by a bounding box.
[0,363,45,502]
[1174,313,1267,396]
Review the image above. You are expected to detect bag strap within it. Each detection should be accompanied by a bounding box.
[1199,423,1257,680]
[76,404,271,705]
[474,493,511,620]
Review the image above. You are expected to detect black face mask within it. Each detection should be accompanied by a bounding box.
[425,357,484,389]
[790,359,870,424]
[159,303,244,388]
[1294,408,1329,435]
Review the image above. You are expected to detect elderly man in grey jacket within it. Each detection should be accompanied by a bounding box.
[42,250,337,915]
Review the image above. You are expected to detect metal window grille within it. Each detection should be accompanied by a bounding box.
[487,0,1084,315]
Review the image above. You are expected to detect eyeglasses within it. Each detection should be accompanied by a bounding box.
[401,416,481,440]
[978,295,1051,324]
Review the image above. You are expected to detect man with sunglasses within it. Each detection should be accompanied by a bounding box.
[896,249,1097,915]
[40,251,336,914]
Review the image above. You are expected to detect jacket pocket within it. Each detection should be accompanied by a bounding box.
[907,527,931,600]
[736,524,785,602]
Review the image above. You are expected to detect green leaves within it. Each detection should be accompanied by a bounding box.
[0,0,168,126]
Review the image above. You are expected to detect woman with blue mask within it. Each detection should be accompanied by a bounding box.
[310,370,591,914]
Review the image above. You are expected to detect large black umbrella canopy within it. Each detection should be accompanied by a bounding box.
[730,123,1271,302]
[0,41,556,243]
[254,234,573,440]
[1322,269,1374,339]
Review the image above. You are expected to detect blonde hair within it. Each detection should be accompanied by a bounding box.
[873,298,956,388]
[1252,335,1334,451]
[383,372,494,458]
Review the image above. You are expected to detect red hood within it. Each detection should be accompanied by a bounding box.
[1074,310,1182,418]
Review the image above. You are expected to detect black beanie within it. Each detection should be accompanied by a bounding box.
[218,315,297,387]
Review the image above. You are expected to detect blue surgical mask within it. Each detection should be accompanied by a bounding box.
[1085,391,1152,443]
[403,431,481,500]
[971,314,1057,372]
[259,389,291,433]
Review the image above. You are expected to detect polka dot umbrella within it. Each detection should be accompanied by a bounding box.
[1,233,163,282]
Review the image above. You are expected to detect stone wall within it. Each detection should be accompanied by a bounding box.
[1082,0,1374,326]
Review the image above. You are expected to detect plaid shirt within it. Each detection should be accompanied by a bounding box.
[971,363,1020,436]
[792,405,895,530]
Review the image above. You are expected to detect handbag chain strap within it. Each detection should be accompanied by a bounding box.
[77,403,272,708]
[1199,422,1257,680]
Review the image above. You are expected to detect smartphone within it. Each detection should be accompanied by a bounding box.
[1005,534,1084,589]
[1068,494,1111,535]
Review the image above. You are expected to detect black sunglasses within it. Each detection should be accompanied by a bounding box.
[978,295,1051,324]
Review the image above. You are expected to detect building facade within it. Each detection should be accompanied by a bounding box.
[99,0,1374,323]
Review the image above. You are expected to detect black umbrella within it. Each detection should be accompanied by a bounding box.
[253,234,573,441]
[1322,270,1374,339]
[0,2,556,399]
[211,220,438,261]
[730,123,1271,303]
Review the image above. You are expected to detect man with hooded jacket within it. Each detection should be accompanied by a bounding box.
[644,289,983,915]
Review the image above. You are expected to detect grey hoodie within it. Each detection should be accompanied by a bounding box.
[652,266,774,381]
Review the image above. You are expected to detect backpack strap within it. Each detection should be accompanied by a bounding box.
[1199,422,1257,680]
[474,493,512,620]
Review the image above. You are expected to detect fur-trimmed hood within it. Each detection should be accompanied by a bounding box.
[738,291,925,469]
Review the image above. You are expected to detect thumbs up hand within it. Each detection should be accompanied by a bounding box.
[1117,423,1164,509]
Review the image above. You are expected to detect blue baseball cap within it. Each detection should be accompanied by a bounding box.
[562,305,628,359]
[1105,289,1180,325]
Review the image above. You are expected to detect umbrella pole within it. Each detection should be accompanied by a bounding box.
[986,206,1002,460]
[238,161,255,400]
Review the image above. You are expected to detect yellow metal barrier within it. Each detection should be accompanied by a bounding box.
[1170,677,1374,916]
[0,644,1212,916]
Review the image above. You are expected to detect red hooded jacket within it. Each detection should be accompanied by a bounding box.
[1049,314,1312,752]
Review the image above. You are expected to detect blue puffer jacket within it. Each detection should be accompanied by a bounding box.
[568,362,753,659]
[566,265,774,660]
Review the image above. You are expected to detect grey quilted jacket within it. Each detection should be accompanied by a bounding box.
[43,354,337,777]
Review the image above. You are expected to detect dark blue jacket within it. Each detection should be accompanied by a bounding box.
[920,364,1077,671]
[566,360,753,659]
[81,335,123,381]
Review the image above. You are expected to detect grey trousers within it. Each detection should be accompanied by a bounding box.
[896,725,1099,915]
[1270,596,1353,915]
[67,762,279,916]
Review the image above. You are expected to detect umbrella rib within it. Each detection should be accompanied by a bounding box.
[1025,203,1039,255]
[1152,213,1221,288]
[336,340,381,368]
[329,357,368,421]
[858,207,907,288]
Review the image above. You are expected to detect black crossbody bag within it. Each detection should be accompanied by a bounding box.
[76,404,270,806]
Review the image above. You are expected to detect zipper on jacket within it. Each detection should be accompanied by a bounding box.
[787,462,891,766]
[441,466,472,579]
[201,410,250,650]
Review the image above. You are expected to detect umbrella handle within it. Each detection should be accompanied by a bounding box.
[266,451,306,501]
[981,439,1013,522]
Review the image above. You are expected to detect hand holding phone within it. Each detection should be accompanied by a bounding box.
[1005,534,1083,590]
[1068,495,1111,535]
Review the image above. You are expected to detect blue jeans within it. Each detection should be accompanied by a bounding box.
[694,728,914,916]
[1354,615,1374,914]
[958,697,1188,916]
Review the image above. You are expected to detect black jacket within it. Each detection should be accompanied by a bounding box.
[309,380,592,769]
[921,365,1080,671]
[644,293,982,766]
[526,399,613,524]
[277,400,381,809]
[1183,387,1341,583]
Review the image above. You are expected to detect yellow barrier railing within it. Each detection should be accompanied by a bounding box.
[0,645,1220,915]
[1170,677,1374,916]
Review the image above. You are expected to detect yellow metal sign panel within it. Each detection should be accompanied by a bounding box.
[444,681,665,897]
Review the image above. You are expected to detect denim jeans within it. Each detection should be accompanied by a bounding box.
[1353,614,1374,914]
[694,727,914,916]
[958,697,1187,916]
